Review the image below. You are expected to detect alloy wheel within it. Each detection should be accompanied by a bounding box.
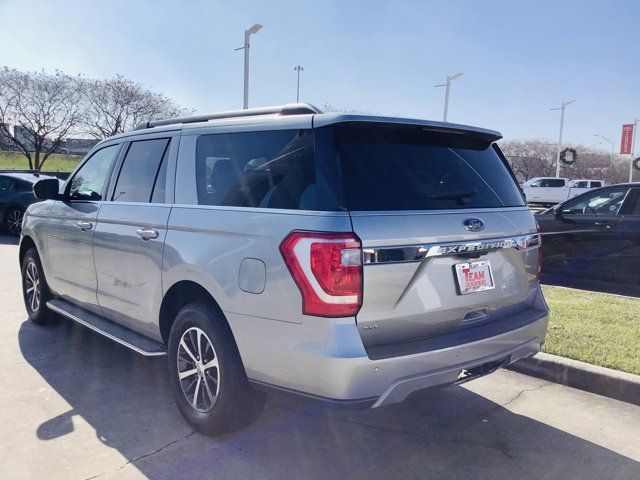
[177,327,220,412]
[25,261,41,313]
[7,209,24,236]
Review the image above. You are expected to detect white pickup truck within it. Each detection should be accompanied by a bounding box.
[521,177,605,205]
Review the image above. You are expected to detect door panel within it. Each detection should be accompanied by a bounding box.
[539,186,631,282]
[92,136,173,339]
[46,200,102,312]
[44,143,122,312]
[93,203,170,338]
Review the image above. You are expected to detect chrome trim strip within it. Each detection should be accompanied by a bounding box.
[46,301,167,357]
[363,234,540,265]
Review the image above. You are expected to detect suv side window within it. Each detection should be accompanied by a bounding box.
[540,179,565,188]
[112,138,170,203]
[573,181,588,188]
[591,181,602,188]
[561,187,630,216]
[68,144,120,201]
[195,129,316,210]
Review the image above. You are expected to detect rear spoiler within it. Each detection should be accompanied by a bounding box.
[312,114,503,143]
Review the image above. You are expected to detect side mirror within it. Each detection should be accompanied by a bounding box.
[553,206,563,219]
[33,178,60,200]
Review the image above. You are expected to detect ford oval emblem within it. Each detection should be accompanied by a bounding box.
[462,218,485,232]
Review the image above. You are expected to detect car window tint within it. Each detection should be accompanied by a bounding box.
[591,181,602,188]
[329,124,524,211]
[0,176,16,191]
[113,138,170,203]
[561,187,629,216]
[631,191,640,215]
[69,145,120,201]
[574,181,588,188]
[195,130,316,210]
[540,179,565,187]
[151,145,170,203]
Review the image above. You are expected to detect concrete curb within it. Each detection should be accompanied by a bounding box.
[508,352,640,406]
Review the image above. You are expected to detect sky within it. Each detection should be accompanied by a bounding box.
[0,0,638,150]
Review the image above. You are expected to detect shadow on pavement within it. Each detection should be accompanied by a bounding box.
[19,317,640,480]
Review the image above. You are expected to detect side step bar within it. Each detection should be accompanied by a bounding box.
[47,299,167,357]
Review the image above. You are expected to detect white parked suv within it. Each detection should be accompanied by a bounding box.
[521,177,605,205]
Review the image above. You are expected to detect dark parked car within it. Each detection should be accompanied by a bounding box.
[536,183,640,296]
[0,172,56,236]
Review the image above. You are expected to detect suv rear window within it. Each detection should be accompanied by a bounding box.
[328,124,525,211]
[195,129,316,210]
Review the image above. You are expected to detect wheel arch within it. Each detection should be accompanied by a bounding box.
[159,280,233,346]
[19,234,37,265]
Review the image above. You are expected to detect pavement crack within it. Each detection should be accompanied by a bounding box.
[500,381,553,408]
[84,430,198,479]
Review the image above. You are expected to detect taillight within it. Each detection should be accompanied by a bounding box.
[280,231,363,317]
[536,223,543,281]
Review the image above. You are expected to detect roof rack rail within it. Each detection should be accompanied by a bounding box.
[133,103,323,131]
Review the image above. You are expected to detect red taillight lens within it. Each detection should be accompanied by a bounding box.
[536,223,543,281]
[280,231,363,317]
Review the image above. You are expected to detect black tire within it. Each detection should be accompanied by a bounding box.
[5,206,24,237]
[167,302,263,435]
[21,248,53,324]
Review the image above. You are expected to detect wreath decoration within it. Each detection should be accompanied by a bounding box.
[560,148,578,165]
[633,157,640,171]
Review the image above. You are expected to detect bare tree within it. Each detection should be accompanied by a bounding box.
[501,138,629,184]
[0,68,84,170]
[500,139,558,181]
[319,103,374,115]
[82,75,186,139]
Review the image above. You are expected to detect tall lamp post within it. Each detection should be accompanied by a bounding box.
[550,100,576,178]
[235,23,263,109]
[594,133,615,166]
[294,65,304,102]
[434,72,463,122]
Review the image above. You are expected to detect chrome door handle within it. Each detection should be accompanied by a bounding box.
[136,228,159,240]
[76,221,93,231]
[594,221,615,229]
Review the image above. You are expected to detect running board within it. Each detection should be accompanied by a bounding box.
[47,299,167,357]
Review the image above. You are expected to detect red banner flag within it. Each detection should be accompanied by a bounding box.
[621,124,634,155]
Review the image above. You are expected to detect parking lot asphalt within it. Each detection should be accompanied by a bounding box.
[0,236,639,480]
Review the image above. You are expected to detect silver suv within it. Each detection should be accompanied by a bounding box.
[20,104,548,435]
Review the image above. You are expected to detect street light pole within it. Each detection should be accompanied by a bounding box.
[630,119,639,182]
[550,100,576,178]
[294,65,304,102]
[594,133,614,166]
[434,72,463,122]
[235,23,263,109]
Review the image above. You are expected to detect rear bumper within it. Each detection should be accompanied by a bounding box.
[371,336,541,407]
[228,304,549,408]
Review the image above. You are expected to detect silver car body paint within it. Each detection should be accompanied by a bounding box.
[21,109,549,407]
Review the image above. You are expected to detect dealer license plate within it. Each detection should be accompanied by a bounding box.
[454,260,495,295]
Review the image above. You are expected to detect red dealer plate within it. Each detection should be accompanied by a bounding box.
[454,260,495,295]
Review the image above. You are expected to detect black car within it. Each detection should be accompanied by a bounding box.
[536,183,640,296]
[0,172,57,236]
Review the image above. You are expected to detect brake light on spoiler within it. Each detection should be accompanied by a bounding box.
[280,231,363,317]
